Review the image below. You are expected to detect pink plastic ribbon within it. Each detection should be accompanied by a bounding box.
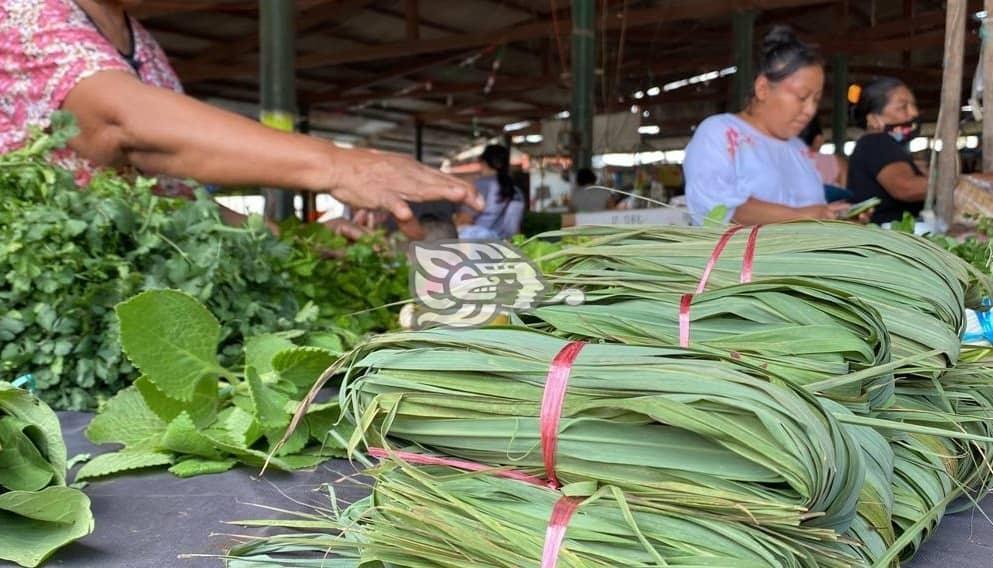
[679,226,746,347]
[539,341,586,489]
[695,225,745,294]
[367,447,546,486]
[540,496,582,568]
[678,293,693,348]
[740,225,761,283]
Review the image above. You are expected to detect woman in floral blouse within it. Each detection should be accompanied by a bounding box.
[0,0,481,233]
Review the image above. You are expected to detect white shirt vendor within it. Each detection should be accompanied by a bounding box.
[683,113,825,224]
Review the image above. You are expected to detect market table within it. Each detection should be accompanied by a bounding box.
[20,413,993,567]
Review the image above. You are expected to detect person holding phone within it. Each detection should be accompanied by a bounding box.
[847,77,927,224]
[683,27,865,225]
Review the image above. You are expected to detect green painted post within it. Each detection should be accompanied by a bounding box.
[260,0,297,221]
[832,54,848,156]
[732,10,756,112]
[571,0,595,171]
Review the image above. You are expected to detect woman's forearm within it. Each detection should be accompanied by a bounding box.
[732,198,819,225]
[64,71,334,191]
[63,70,481,223]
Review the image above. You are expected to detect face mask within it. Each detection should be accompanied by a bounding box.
[884,119,920,144]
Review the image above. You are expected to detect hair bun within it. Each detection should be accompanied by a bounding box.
[760,25,801,58]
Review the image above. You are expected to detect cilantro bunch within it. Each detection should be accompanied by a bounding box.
[279,219,409,339]
[0,114,307,410]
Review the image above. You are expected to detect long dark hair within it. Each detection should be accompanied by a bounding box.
[850,76,906,129]
[480,144,516,202]
[755,26,822,86]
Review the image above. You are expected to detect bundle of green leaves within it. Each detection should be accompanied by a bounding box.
[279,218,409,338]
[337,327,866,536]
[225,459,863,568]
[0,381,93,567]
[531,222,985,370]
[77,289,347,480]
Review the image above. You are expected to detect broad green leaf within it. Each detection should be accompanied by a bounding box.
[116,290,223,401]
[85,387,166,450]
[135,375,219,428]
[0,382,67,484]
[246,366,290,431]
[0,487,93,568]
[245,335,296,377]
[267,420,308,457]
[74,450,173,481]
[0,417,56,492]
[169,458,238,478]
[207,406,263,448]
[161,412,225,460]
[271,347,336,390]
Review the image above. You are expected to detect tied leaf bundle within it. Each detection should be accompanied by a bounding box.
[338,327,864,538]
[77,290,347,480]
[0,382,93,567]
[528,278,892,412]
[532,222,986,371]
[225,459,864,568]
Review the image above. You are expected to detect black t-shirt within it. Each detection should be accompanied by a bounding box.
[847,133,924,224]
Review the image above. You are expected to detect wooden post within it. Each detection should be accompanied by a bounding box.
[935,0,966,230]
[732,10,757,112]
[405,0,419,40]
[984,1,993,172]
[833,1,849,156]
[414,120,424,162]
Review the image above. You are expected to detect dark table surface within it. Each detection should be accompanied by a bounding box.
[10,412,992,567]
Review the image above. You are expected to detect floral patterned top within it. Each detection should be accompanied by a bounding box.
[0,0,184,192]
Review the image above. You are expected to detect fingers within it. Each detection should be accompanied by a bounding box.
[394,159,484,211]
[387,196,414,223]
[396,216,427,241]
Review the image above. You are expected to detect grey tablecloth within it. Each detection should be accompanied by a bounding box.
[9,412,992,567]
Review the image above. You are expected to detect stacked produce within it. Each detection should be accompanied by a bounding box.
[0,115,408,410]
[532,223,982,371]
[0,381,93,567]
[528,278,892,412]
[226,221,993,567]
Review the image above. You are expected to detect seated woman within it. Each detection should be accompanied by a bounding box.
[847,77,927,224]
[683,26,850,225]
[455,145,525,239]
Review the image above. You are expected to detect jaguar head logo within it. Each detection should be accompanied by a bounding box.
[408,240,583,329]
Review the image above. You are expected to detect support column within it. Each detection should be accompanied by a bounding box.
[260,0,297,221]
[570,0,595,171]
[414,120,424,162]
[984,1,993,172]
[405,0,419,40]
[297,104,318,222]
[934,0,966,230]
[832,55,848,156]
[732,10,757,113]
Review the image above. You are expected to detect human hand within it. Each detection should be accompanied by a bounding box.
[803,201,851,220]
[323,217,370,241]
[325,148,483,225]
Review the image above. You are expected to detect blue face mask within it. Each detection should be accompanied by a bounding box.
[884,119,921,144]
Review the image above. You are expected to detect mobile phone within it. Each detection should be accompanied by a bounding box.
[844,197,881,219]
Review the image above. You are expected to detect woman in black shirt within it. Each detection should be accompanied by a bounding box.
[847,77,928,224]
